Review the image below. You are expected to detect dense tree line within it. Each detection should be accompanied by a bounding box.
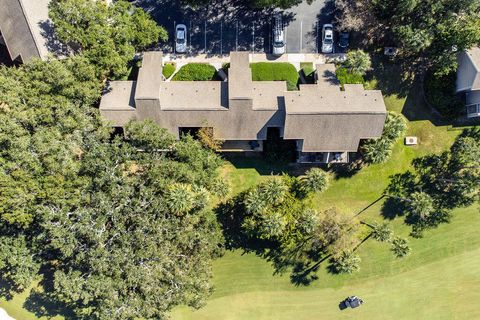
[0,34,225,320]
[336,0,480,75]
[385,129,480,237]
[49,0,168,79]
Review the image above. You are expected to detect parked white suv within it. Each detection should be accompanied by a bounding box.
[322,24,334,53]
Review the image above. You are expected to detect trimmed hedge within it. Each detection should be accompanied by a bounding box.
[172,63,218,81]
[162,63,176,79]
[335,67,364,89]
[250,62,299,91]
[424,71,463,119]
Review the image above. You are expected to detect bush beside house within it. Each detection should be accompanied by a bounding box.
[162,62,176,79]
[172,63,218,81]
[424,71,463,119]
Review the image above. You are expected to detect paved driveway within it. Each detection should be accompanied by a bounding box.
[284,0,334,53]
[135,0,335,55]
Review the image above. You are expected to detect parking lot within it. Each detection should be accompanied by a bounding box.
[135,0,336,55]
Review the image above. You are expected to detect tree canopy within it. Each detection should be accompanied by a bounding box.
[336,0,480,74]
[0,57,225,319]
[49,0,168,79]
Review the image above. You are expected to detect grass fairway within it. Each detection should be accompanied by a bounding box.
[173,206,480,320]
[173,60,479,319]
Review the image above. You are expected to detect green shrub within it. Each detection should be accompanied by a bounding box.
[162,62,176,79]
[424,70,463,119]
[335,67,364,89]
[300,62,315,84]
[222,62,230,70]
[250,62,299,91]
[172,63,218,81]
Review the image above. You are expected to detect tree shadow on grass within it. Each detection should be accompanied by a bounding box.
[223,154,293,176]
[23,265,78,320]
[216,195,330,286]
[24,290,78,320]
[328,156,364,180]
[0,278,16,301]
[366,54,415,98]
[380,197,406,220]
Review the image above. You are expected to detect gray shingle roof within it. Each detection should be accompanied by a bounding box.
[100,52,387,152]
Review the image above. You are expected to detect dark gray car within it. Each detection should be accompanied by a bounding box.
[344,296,364,308]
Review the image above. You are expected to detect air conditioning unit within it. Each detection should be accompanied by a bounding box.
[405,136,418,145]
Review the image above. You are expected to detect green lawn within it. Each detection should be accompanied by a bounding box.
[250,62,299,91]
[173,206,480,320]
[162,62,176,79]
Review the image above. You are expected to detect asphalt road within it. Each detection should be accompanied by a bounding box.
[135,0,335,55]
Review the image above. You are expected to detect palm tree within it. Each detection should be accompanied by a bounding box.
[296,208,320,235]
[344,50,372,75]
[259,212,287,239]
[260,178,288,206]
[331,251,361,274]
[383,112,407,141]
[361,138,392,164]
[391,237,410,258]
[369,222,393,242]
[302,168,329,193]
[408,192,434,220]
[243,189,266,215]
[165,183,194,215]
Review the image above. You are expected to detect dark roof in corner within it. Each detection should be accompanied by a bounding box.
[0,0,51,62]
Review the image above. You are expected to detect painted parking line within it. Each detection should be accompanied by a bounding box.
[300,20,302,52]
[174,18,292,55]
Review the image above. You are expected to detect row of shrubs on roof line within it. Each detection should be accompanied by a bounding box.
[166,62,300,90]
[158,51,373,92]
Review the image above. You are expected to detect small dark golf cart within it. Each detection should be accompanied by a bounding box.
[344,296,364,308]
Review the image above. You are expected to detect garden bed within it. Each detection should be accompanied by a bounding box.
[172,63,219,81]
[250,62,299,91]
[335,67,365,89]
[162,62,176,79]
